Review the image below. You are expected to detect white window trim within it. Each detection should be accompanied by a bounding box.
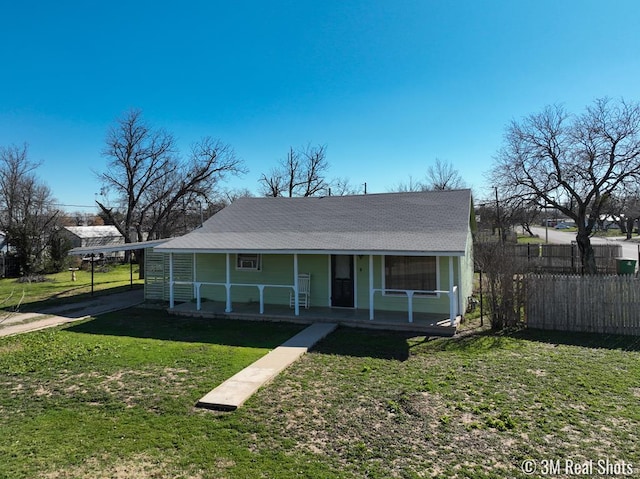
[381,255,440,298]
[236,253,262,271]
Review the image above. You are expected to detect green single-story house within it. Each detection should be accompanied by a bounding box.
[148,189,475,330]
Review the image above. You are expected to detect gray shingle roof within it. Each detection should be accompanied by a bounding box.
[155,189,472,255]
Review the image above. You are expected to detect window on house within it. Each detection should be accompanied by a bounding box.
[236,254,261,271]
[384,256,437,294]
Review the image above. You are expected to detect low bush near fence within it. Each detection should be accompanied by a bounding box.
[526,274,640,336]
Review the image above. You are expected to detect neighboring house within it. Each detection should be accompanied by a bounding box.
[63,226,125,259]
[150,189,475,332]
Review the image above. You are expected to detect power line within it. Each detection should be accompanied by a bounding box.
[51,203,98,209]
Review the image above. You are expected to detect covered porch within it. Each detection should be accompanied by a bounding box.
[159,251,463,335]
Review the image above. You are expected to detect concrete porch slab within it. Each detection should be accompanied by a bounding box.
[196,322,338,411]
[169,300,458,336]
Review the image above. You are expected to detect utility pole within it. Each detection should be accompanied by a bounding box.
[494,186,503,243]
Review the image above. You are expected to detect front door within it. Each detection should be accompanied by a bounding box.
[331,255,354,307]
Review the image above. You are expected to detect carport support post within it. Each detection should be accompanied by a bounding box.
[90,253,95,296]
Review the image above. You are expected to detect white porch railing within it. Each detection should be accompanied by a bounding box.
[369,285,459,325]
[172,280,459,326]
[172,281,295,315]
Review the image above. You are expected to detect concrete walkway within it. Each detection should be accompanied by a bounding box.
[0,289,144,337]
[197,322,338,411]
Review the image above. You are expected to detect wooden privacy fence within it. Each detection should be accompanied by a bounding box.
[511,243,622,274]
[525,274,640,336]
[476,242,622,274]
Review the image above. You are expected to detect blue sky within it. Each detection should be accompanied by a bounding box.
[1,1,639,211]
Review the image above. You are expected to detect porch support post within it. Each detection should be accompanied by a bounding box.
[293,253,300,316]
[407,291,414,323]
[258,285,265,314]
[369,254,374,320]
[353,255,358,309]
[225,253,232,313]
[457,257,463,317]
[195,283,202,311]
[450,287,457,327]
[192,253,197,300]
[169,252,174,309]
[449,256,455,325]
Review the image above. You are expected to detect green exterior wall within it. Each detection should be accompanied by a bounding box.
[459,230,475,313]
[185,252,470,316]
[355,255,455,315]
[194,254,331,308]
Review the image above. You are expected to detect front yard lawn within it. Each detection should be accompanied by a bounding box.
[0,264,144,313]
[1,309,639,478]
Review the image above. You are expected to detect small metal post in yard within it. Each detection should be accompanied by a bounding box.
[90,253,95,296]
[130,251,134,289]
[479,270,484,327]
[545,219,549,243]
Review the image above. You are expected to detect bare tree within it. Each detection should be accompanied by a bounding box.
[218,187,253,204]
[0,144,59,275]
[603,189,640,239]
[474,241,526,330]
[389,175,425,193]
[259,144,330,197]
[490,98,640,274]
[328,177,363,196]
[426,158,466,190]
[259,165,285,197]
[389,159,466,193]
[96,110,245,270]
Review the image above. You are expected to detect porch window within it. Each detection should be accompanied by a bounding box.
[384,256,437,295]
[236,254,261,271]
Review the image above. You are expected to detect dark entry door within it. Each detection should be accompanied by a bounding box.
[331,255,354,307]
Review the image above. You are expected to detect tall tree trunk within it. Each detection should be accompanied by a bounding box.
[576,228,597,274]
[136,248,145,280]
[626,217,634,240]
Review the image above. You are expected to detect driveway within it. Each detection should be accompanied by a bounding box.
[0,289,144,337]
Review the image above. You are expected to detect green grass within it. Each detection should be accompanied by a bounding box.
[0,264,143,312]
[1,310,639,478]
[517,234,545,244]
[592,228,636,238]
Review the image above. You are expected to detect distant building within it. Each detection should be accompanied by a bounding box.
[63,226,125,260]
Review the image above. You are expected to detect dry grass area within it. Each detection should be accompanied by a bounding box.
[238,329,640,478]
[1,309,639,478]
[41,454,204,479]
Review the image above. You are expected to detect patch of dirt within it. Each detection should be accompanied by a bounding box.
[7,367,193,411]
[10,383,24,394]
[42,454,205,479]
[0,342,24,354]
[35,385,53,397]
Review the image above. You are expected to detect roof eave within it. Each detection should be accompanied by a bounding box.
[152,247,466,257]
